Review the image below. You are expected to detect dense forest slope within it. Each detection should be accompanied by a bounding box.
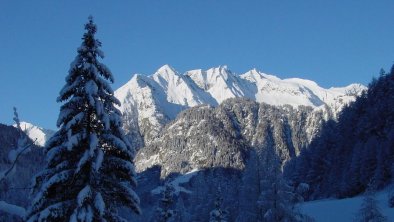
[0,124,44,221]
[286,67,394,200]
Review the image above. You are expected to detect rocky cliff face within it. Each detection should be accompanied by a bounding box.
[135,99,325,177]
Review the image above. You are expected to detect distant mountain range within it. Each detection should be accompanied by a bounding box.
[18,65,366,151]
[18,65,365,148]
[115,65,365,144]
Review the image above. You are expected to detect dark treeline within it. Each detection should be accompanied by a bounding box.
[286,66,394,200]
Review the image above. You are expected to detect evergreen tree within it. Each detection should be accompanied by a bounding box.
[209,186,228,222]
[8,107,30,163]
[258,146,301,222]
[379,68,386,78]
[354,193,387,222]
[13,107,22,134]
[26,17,140,221]
[156,184,176,222]
[342,143,364,197]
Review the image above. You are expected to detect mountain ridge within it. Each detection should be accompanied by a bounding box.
[115,65,366,144]
[12,122,54,147]
[13,66,365,149]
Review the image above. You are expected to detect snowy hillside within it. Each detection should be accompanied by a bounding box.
[115,65,365,141]
[301,190,394,221]
[13,122,54,147]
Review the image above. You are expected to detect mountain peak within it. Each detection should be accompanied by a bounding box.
[153,65,181,86]
[13,121,54,147]
[211,65,230,73]
[252,68,259,72]
[243,68,263,78]
[156,64,177,75]
[219,65,228,71]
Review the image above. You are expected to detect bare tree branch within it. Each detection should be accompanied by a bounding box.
[0,138,37,182]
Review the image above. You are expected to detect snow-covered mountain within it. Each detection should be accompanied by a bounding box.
[13,122,54,147]
[136,99,323,177]
[115,65,366,143]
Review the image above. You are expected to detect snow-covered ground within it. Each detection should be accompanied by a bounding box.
[151,169,200,195]
[0,201,26,218]
[301,190,394,221]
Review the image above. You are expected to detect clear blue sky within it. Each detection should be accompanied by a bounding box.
[1,1,394,129]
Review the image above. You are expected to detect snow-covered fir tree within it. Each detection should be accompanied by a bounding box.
[13,107,22,134]
[258,146,303,222]
[156,184,176,222]
[209,186,228,222]
[355,193,387,222]
[8,107,30,164]
[25,16,140,221]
